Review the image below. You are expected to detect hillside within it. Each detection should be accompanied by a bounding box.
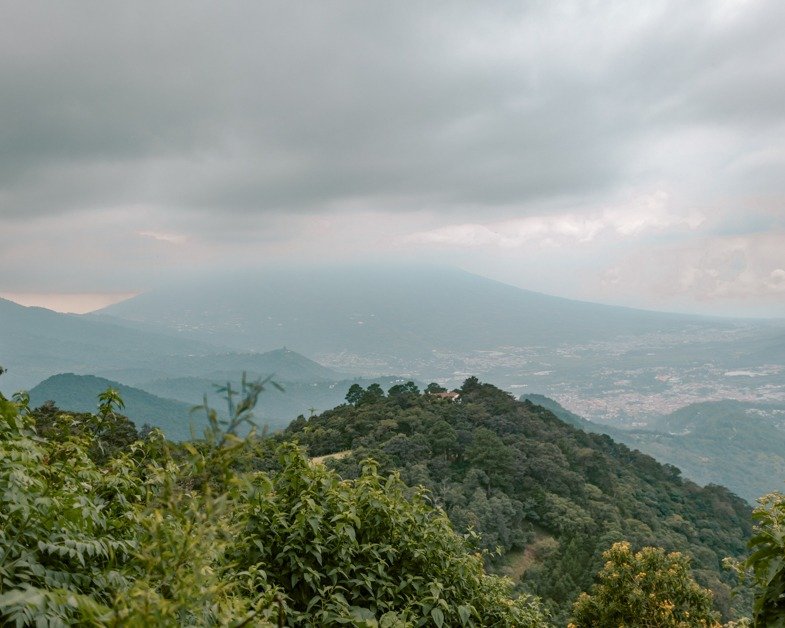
[281,378,753,623]
[28,370,417,437]
[521,394,611,433]
[635,400,785,503]
[29,374,200,441]
[101,347,347,391]
[0,297,220,393]
[525,394,785,504]
[1,387,550,626]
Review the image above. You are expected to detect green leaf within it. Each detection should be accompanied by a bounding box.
[349,606,376,621]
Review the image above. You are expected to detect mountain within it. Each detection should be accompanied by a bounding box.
[0,297,347,396]
[106,347,347,387]
[27,369,420,438]
[91,265,785,426]
[29,373,203,441]
[95,266,733,356]
[282,379,753,623]
[636,400,785,503]
[0,297,219,393]
[523,394,785,504]
[521,393,610,433]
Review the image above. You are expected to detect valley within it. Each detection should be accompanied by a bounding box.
[85,266,785,428]
[3,269,785,624]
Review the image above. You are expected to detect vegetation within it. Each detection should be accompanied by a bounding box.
[28,374,194,440]
[29,372,432,437]
[8,369,785,626]
[569,542,720,627]
[285,379,754,623]
[0,381,547,626]
[742,492,785,625]
[525,395,785,505]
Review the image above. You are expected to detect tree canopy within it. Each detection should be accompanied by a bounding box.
[569,541,720,627]
[285,378,753,623]
[6,374,785,625]
[0,388,547,626]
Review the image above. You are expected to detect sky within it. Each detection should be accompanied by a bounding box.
[1,1,784,317]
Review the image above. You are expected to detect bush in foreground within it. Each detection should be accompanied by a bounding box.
[569,541,721,627]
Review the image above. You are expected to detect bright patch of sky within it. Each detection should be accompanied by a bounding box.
[0,292,138,314]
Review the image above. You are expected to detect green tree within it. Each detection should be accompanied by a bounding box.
[388,381,421,408]
[569,541,721,627]
[345,383,365,406]
[743,491,785,626]
[426,382,447,394]
[460,376,481,393]
[361,383,385,404]
[0,381,549,627]
[429,419,458,459]
[31,398,140,465]
[97,387,125,419]
[403,381,420,395]
[467,427,513,489]
[230,444,548,626]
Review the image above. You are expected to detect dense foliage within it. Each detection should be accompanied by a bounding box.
[537,395,785,506]
[284,378,754,622]
[9,371,785,626]
[569,542,720,627]
[0,388,547,626]
[743,492,785,625]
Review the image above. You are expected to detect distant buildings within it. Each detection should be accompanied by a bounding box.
[429,391,460,401]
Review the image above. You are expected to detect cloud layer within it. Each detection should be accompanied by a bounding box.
[1,1,784,315]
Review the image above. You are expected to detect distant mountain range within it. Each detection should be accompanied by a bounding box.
[0,297,216,393]
[0,296,348,394]
[4,264,784,429]
[90,266,785,412]
[95,266,744,357]
[523,394,785,503]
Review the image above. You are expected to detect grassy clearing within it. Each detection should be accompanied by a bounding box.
[310,450,352,465]
[500,531,558,582]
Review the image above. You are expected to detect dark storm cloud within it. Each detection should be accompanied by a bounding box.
[2,1,785,229]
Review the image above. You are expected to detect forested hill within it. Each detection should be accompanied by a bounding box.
[282,379,753,622]
[524,394,785,504]
[29,374,197,441]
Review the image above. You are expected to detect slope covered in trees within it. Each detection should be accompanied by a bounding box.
[525,394,785,504]
[283,379,754,622]
[0,387,547,626]
[29,373,197,440]
[9,369,785,624]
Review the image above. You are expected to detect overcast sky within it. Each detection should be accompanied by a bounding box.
[1,1,784,316]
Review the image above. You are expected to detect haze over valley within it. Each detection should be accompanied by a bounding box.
[92,265,785,427]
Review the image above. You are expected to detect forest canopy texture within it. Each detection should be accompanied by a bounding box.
[1,377,784,626]
[0,388,546,627]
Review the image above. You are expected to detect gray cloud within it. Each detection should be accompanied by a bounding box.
[2,1,785,316]
[4,1,784,223]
